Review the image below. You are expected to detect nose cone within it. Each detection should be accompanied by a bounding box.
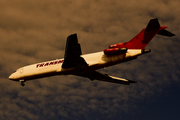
[9,73,15,80]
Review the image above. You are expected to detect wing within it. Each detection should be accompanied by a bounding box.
[62,33,88,68]
[75,71,137,85]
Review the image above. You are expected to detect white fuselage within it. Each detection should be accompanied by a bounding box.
[9,49,143,81]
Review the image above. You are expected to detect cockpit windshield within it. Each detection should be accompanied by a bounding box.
[13,69,18,73]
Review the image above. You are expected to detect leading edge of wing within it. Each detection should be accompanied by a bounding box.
[76,71,137,85]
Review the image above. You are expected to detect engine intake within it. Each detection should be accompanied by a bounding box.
[109,42,127,49]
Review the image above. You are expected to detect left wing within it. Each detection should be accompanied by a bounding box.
[62,33,88,68]
[75,71,137,85]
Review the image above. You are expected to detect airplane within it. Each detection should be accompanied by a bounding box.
[9,18,175,86]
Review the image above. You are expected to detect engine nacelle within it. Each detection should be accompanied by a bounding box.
[109,42,127,49]
[104,48,127,55]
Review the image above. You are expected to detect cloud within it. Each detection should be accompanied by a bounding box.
[0,0,180,119]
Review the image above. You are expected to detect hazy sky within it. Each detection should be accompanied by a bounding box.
[0,0,180,120]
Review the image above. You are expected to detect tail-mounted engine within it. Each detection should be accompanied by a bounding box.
[104,48,127,55]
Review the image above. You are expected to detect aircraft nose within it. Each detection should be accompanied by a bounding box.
[9,73,15,80]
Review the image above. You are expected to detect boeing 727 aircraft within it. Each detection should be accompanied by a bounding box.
[9,18,175,86]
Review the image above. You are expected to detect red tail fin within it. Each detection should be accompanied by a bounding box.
[110,18,175,49]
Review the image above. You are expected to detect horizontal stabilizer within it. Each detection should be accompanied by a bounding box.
[157,29,175,37]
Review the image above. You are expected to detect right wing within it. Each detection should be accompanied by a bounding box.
[62,33,88,68]
[75,71,137,85]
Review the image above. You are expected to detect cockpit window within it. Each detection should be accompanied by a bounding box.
[13,69,18,73]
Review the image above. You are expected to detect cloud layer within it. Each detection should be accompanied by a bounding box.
[0,0,180,119]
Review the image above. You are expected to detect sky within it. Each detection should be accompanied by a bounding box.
[0,0,180,120]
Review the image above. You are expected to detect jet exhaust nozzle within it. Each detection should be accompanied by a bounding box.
[142,49,151,54]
